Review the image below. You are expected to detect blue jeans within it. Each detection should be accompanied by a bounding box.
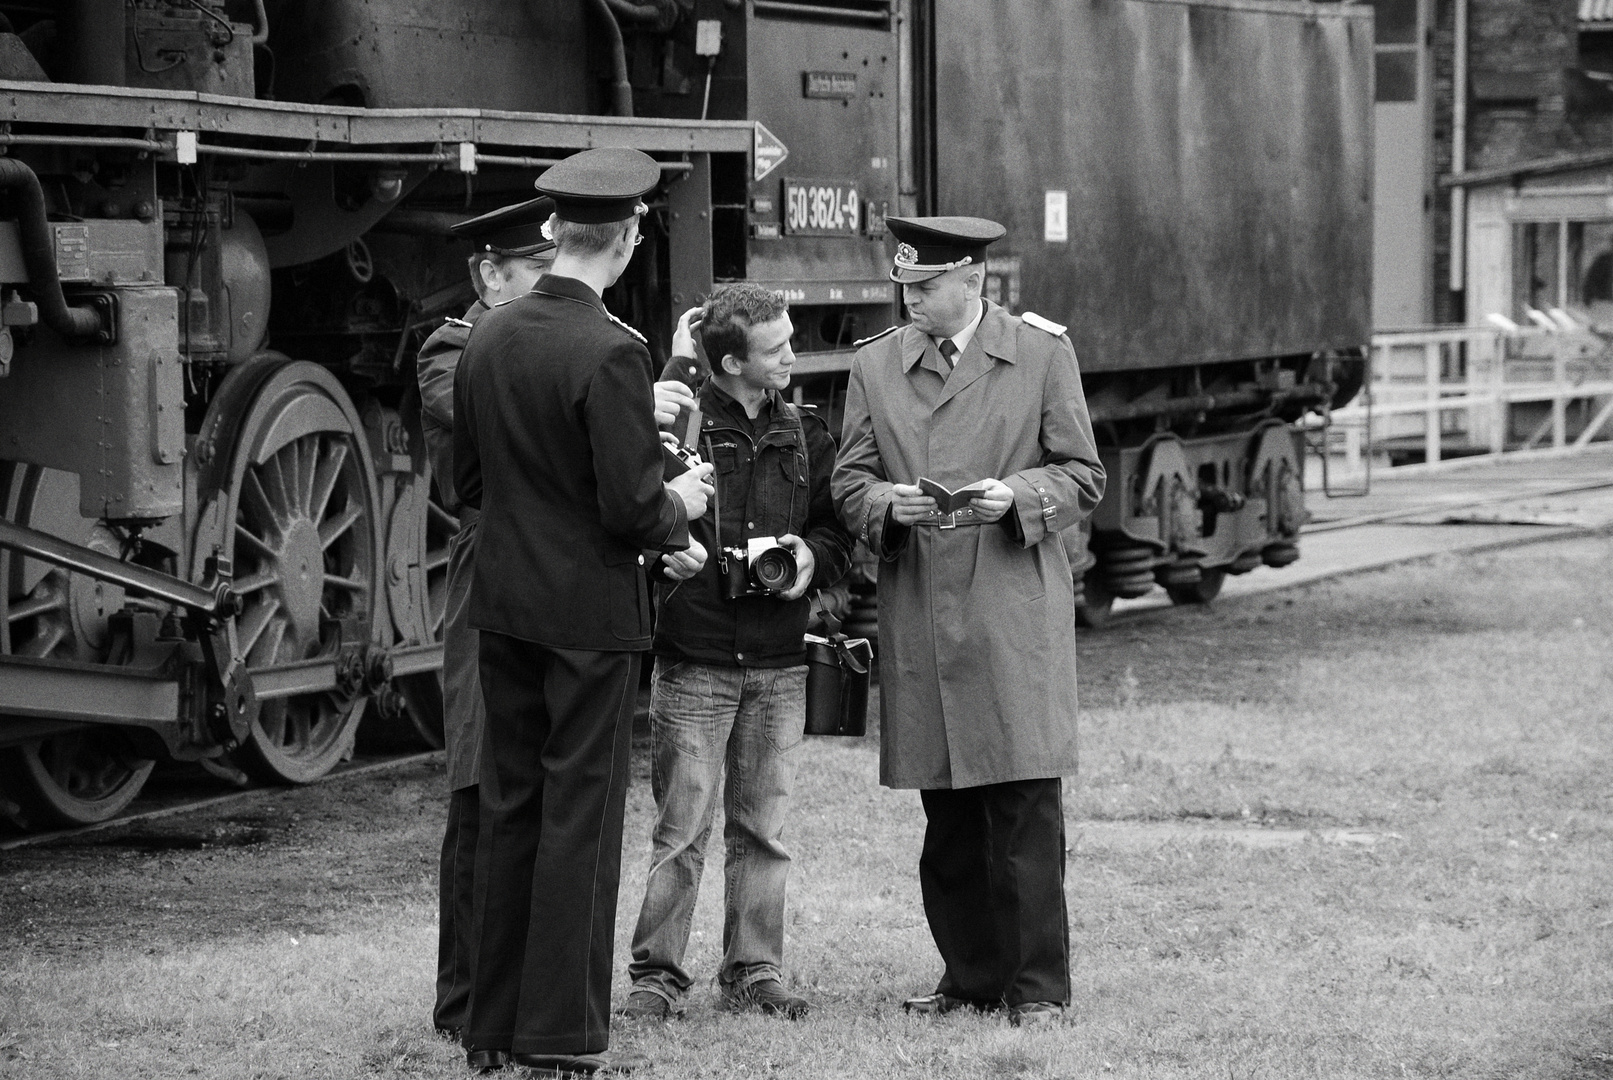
[628,660,806,1004]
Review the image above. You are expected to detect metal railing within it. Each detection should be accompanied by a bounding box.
[1319,313,1613,478]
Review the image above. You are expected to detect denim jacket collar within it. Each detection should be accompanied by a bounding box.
[700,382,800,446]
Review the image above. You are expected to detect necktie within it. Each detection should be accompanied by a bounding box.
[938,339,958,368]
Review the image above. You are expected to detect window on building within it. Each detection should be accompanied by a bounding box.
[1572,221,1613,318]
[1581,0,1613,74]
[1514,222,1561,320]
[1513,218,1613,323]
[1365,0,1421,103]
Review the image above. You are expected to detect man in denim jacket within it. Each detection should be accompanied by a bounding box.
[622,283,854,1021]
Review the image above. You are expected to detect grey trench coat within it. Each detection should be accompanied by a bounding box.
[831,301,1105,789]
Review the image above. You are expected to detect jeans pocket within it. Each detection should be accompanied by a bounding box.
[652,663,722,761]
[761,667,807,755]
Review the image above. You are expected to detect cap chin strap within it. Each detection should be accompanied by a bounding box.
[895,254,973,275]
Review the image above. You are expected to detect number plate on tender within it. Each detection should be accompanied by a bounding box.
[782,178,861,237]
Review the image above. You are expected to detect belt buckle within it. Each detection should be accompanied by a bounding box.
[938,510,957,530]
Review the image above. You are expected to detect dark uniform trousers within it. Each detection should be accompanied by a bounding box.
[466,632,642,1056]
[918,777,1070,1007]
[434,511,482,1032]
[437,787,479,1029]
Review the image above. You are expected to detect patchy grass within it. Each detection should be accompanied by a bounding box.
[2,537,1613,1078]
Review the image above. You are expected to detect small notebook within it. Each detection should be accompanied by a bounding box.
[917,477,989,514]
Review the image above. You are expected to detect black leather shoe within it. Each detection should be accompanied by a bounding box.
[902,992,998,1015]
[722,978,811,1019]
[466,1048,511,1072]
[511,1050,649,1076]
[1008,1001,1066,1027]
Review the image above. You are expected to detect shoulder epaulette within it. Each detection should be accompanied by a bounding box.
[606,310,648,345]
[1021,311,1068,337]
[853,325,901,348]
[444,317,474,328]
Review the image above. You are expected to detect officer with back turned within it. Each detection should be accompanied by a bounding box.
[415,195,555,1042]
[453,147,715,1076]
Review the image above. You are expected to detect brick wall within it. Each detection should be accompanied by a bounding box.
[1429,0,1613,320]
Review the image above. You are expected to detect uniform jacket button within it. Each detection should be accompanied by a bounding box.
[637,554,646,566]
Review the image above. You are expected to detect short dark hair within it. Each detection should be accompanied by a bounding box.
[699,283,789,365]
[551,216,634,257]
[466,250,551,300]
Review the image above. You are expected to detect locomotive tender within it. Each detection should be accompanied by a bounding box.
[0,0,1369,830]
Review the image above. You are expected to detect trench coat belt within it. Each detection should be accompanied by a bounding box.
[914,506,984,529]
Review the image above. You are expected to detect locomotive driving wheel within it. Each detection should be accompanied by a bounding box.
[0,464,155,828]
[391,490,454,746]
[195,361,380,785]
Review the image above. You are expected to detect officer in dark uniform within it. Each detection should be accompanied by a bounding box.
[454,146,714,1076]
[416,195,555,1041]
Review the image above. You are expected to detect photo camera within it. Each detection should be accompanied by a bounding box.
[721,536,797,599]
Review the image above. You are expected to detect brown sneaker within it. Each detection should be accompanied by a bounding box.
[617,989,671,1022]
[723,978,811,1019]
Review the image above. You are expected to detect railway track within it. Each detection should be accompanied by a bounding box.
[0,749,444,852]
[8,470,1613,849]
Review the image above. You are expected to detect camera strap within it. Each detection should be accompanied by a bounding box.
[703,433,729,574]
[811,592,869,675]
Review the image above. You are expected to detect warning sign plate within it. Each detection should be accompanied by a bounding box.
[754,122,789,183]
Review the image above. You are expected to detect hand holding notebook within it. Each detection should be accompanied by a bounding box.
[917,477,991,515]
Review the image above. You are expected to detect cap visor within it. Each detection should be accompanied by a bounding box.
[889,265,945,284]
[497,242,556,258]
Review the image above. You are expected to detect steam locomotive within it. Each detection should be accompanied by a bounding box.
[0,0,1370,830]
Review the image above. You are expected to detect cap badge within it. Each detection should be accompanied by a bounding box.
[540,219,554,241]
[895,242,919,266]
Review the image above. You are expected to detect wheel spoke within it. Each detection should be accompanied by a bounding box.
[241,469,284,536]
[265,450,298,522]
[238,595,282,658]
[256,614,288,668]
[323,573,368,594]
[308,440,349,524]
[233,567,278,596]
[430,605,445,637]
[298,436,319,515]
[234,523,278,561]
[7,591,64,622]
[319,503,363,550]
[423,548,450,572]
[427,501,458,532]
[21,622,66,659]
[287,704,311,750]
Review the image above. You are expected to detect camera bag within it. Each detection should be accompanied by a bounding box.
[804,594,871,737]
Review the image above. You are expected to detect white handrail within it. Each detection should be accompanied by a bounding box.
[1322,317,1613,475]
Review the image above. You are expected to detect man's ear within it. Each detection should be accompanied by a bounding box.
[720,353,746,376]
[478,258,502,294]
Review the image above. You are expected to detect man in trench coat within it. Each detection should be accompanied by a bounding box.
[831,216,1105,1024]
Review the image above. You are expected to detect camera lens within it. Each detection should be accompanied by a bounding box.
[751,546,797,593]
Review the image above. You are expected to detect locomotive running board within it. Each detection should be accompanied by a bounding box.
[0,654,177,725]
